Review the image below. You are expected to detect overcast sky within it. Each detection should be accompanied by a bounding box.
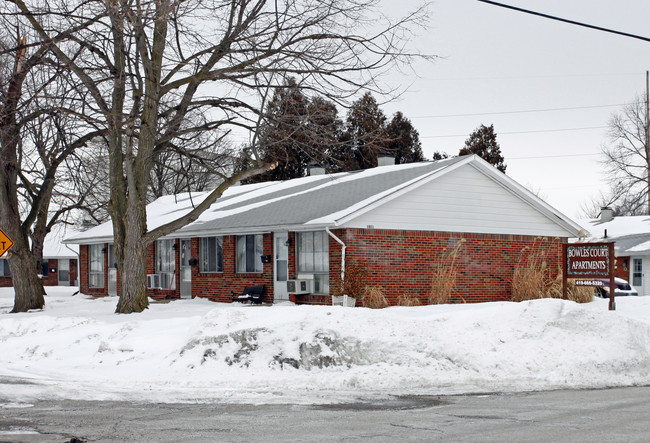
[380,0,650,218]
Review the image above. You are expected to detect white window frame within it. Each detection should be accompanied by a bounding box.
[297,231,329,294]
[89,244,104,288]
[200,236,223,273]
[236,234,264,273]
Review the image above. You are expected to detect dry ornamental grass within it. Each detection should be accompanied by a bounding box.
[361,286,389,309]
[428,239,464,304]
[511,238,593,303]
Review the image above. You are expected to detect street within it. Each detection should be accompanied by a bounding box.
[2,386,650,442]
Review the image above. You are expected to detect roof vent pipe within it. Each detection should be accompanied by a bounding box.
[308,164,326,176]
[600,207,614,223]
[377,155,395,167]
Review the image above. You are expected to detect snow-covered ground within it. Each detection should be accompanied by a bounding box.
[1,286,650,405]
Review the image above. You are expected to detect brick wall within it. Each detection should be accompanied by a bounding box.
[41,259,58,286]
[329,228,565,305]
[0,257,78,288]
[191,234,274,302]
[77,229,566,306]
[80,244,109,296]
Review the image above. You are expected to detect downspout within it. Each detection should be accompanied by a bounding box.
[64,244,81,288]
[326,227,348,306]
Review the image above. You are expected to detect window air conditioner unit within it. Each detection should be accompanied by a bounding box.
[287,279,312,294]
[147,274,161,289]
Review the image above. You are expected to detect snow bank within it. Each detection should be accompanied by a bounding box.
[1,287,650,404]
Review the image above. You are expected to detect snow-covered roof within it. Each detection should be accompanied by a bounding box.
[43,224,79,258]
[578,216,650,255]
[64,155,583,244]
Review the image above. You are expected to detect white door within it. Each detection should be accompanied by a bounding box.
[108,245,117,296]
[180,239,192,299]
[58,259,70,286]
[631,257,644,296]
[274,233,289,302]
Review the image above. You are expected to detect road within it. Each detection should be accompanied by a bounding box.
[2,387,650,442]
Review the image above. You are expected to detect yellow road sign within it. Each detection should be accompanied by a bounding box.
[0,228,14,257]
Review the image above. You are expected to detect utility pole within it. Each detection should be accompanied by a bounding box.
[647,71,650,215]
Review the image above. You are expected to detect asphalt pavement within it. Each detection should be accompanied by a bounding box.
[2,386,650,442]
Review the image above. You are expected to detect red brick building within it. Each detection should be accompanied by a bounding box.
[65,155,583,305]
[1,226,79,288]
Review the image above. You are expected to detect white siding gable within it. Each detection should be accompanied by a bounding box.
[343,163,575,237]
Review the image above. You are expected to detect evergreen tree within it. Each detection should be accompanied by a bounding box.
[247,78,310,183]
[385,111,425,164]
[459,124,506,173]
[339,92,388,170]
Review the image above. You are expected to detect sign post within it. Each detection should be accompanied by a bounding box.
[563,242,615,311]
[0,228,14,258]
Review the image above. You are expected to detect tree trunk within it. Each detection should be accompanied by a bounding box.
[8,246,45,313]
[115,237,149,313]
[115,199,150,314]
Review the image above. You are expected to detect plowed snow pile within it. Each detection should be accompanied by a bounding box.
[1,287,650,404]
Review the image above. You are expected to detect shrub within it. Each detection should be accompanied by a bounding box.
[362,286,389,309]
[429,239,464,304]
[331,261,368,300]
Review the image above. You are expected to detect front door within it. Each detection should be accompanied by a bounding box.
[58,259,70,286]
[631,257,644,296]
[180,239,192,299]
[274,233,289,302]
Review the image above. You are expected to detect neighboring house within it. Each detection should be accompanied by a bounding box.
[0,225,79,287]
[64,155,583,305]
[579,208,650,297]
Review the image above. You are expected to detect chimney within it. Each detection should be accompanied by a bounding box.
[377,155,395,167]
[599,207,614,223]
[308,164,326,176]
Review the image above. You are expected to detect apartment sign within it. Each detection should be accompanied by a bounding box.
[563,242,615,311]
[565,243,612,279]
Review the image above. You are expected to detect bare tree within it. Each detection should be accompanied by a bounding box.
[601,97,649,216]
[1,22,103,312]
[9,0,432,313]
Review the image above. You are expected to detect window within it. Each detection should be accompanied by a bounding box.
[200,237,223,273]
[297,231,329,294]
[633,258,643,287]
[89,244,104,288]
[236,234,263,273]
[0,259,10,277]
[156,239,175,273]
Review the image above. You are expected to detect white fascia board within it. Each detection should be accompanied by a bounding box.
[63,236,114,245]
[467,158,586,238]
[332,156,473,227]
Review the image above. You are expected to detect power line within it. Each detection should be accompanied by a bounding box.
[477,0,650,43]
[508,153,600,160]
[411,103,628,119]
[422,126,608,138]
